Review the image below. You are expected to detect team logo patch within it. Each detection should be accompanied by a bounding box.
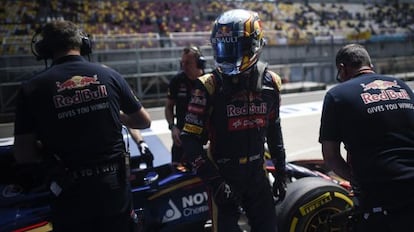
[56,75,100,92]
[183,124,203,135]
[359,80,410,104]
[360,80,400,91]
[228,115,266,130]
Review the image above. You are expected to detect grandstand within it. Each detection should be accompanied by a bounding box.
[2,0,414,51]
[1,0,414,122]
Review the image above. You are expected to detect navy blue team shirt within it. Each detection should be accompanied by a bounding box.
[14,55,142,162]
[319,73,414,207]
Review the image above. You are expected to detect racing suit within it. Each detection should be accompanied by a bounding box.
[167,71,197,162]
[319,73,414,232]
[181,63,286,232]
[14,55,141,232]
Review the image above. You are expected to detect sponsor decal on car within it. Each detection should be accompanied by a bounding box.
[162,192,209,223]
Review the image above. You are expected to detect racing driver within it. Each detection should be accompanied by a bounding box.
[181,9,287,232]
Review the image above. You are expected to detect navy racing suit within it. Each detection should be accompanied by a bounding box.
[181,63,286,232]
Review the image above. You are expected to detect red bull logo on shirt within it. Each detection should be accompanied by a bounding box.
[53,74,107,108]
[360,80,400,91]
[56,75,100,92]
[360,80,410,104]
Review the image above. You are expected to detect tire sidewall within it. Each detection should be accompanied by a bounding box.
[276,177,353,232]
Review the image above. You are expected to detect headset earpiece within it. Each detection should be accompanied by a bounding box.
[31,25,92,60]
[190,46,206,70]
[80,33,92,56]
[31,27,52,60]
[197,55,206,70]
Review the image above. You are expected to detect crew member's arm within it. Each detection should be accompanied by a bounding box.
[127,127,154,168]
[164,98,175,130]
[321,141,352,180]
[13,86,42,163]
[118,74,151,129]
[127,127,145,144]
[165,98,181,146]
[14,134,42,163]
[319,92,351,180]
[120,109,151,129]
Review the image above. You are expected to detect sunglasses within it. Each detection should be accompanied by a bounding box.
[336,64,344,83]
[336,69,342,82]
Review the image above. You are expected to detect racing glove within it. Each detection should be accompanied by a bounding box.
[271,160,287,204]
[138,140,154,168]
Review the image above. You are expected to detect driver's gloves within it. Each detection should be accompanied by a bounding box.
[271,160,287,204]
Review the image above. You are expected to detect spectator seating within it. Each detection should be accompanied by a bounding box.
[1,0,414,54]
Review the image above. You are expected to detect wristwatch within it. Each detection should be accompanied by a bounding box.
[168,123,175,130]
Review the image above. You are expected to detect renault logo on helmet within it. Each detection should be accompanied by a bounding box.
[212,36,238,44]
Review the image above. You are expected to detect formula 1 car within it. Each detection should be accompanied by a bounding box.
[0,136,354,232]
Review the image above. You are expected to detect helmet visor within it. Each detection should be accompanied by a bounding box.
[212,36,252,75]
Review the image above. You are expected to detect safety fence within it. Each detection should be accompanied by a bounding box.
[1,39,414,122]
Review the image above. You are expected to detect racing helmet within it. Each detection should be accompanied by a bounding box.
[210,9,265,76]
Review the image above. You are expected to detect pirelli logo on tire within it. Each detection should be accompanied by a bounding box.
[277,177,354,232]
[183,124,203,135]
[298,192,332,216]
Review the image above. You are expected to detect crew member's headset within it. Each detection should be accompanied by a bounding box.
[187,46,206,70]
[31,25,92,61]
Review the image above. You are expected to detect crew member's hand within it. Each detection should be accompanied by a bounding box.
[171,127,182,146]
[138,141,154,168]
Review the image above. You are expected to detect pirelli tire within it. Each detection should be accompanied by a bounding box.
[276,177,353,232]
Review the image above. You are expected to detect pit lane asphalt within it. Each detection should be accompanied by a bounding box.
[1,81,413,167]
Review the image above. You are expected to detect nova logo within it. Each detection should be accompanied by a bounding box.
[162,192,209,223]
[2,184,23,198]
[182,192,208,208]
[162,199,182,223]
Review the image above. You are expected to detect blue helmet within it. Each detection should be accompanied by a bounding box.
[210,9,265,76]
